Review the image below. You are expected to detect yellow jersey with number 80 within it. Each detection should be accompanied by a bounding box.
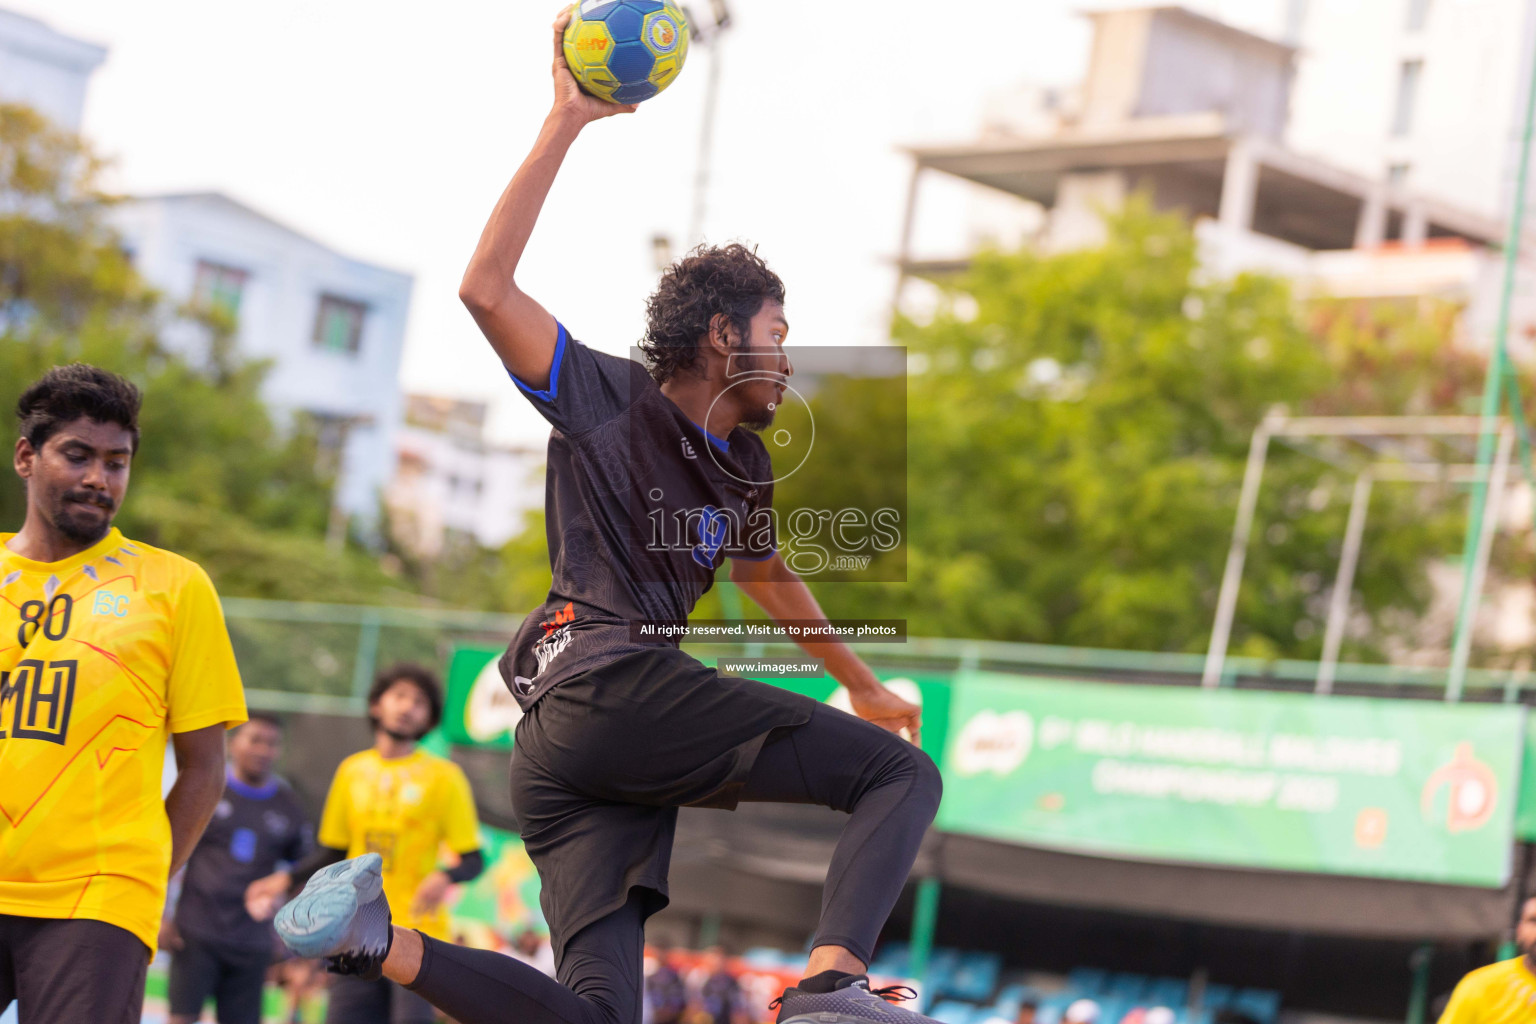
[0,528,247,952]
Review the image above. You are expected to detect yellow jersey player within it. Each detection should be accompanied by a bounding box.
[0,364,247,1023]
[1437,898,1536,1023]
[249,663,483,1024]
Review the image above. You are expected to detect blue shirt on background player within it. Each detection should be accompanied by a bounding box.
[164,714,311,1024]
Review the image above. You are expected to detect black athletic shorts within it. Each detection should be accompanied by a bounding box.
[167,934,271,1024]
[511,646,815,962]
[0,914,150,1024]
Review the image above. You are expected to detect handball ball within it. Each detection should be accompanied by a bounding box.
[563,0,690,105]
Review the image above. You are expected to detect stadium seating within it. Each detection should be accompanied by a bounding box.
[1066,967,1109,993]
[1229,988,1281,1024]
[930,999,985,1024]
[743,946,792,968]
[1145,978,1189,1009]
[1200,984,1235,1012]
[869,941,911,978]
[752,941,1282,1024]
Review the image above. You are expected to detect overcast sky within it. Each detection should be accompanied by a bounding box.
[27,0,1284,444]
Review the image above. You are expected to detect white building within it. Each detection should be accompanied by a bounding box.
[0,9,414,531]
[895,3,1536,354]
[387,394,544,558]
[1286,0,1533,222]
[112,193,414,525]
[0,8,103,132]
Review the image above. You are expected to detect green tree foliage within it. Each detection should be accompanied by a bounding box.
[800,204,1481,659]
[0,104,413,604]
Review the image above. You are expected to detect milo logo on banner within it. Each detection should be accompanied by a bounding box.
[445,646,522,750]
[953,710,1033,776]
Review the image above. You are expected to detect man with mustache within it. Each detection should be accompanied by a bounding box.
[0,364,247,1023]
[273,9,942,1024]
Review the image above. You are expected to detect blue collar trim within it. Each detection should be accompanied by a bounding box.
[226,769,279,800]
[701,427,730,452]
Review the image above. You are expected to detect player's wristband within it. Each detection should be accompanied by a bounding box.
[444,850,485,885]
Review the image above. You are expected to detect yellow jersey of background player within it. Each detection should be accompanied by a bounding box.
[1437,898,1536,1024]
[1,364,246,1024]
[248,663,482,1024]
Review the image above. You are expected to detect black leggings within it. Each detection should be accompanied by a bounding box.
[407,705,942,1024]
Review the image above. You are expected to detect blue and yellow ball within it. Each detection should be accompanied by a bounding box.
[562,0,690,105]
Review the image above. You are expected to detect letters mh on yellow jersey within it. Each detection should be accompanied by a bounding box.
[319,747,480,940]
[0,528,247,952]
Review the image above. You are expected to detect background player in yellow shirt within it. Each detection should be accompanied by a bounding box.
[249,663,483,1024]
[1437,898,1536,1023]
[1,364,247,1024]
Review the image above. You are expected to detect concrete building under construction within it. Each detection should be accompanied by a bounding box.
[894,4,1536,356]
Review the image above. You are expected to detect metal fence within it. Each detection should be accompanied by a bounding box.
[226,596,1536,715]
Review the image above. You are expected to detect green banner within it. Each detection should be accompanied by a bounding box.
[443,645,520,751]
[938,673,1526,887]
[449,824,546,943]
[443,644,951,759]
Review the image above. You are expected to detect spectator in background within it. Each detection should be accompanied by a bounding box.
[1063,999,1101,1024]
[647,947,687,1024]
[275,958,326,1024]
[979,995,1038,1024]
[1120,1009,1176,1024]
[507,927,556,977]
[693,948,742,1024]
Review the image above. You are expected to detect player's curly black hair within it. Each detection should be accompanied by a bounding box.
[640,243,786,385]
[367,662,444,738]
[17,363,142,453]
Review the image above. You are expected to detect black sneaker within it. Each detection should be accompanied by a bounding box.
[772,975,936,1024]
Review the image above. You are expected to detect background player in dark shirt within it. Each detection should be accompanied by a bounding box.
[164,713,310,1024]
[274,12,944,1024]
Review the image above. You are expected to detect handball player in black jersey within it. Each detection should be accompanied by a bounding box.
[274,10,943,1024]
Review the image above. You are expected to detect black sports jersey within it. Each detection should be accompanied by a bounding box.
[501,324,778,709]
[175,770,310,952]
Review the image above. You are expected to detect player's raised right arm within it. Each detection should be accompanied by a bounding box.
[459,7,638,390]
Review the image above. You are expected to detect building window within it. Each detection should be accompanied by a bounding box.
[1387,162,1411,188]
[193,260,249,319]
[1406,0,1431,31]
[312,294,368,354]
[1391,60,1423,137]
